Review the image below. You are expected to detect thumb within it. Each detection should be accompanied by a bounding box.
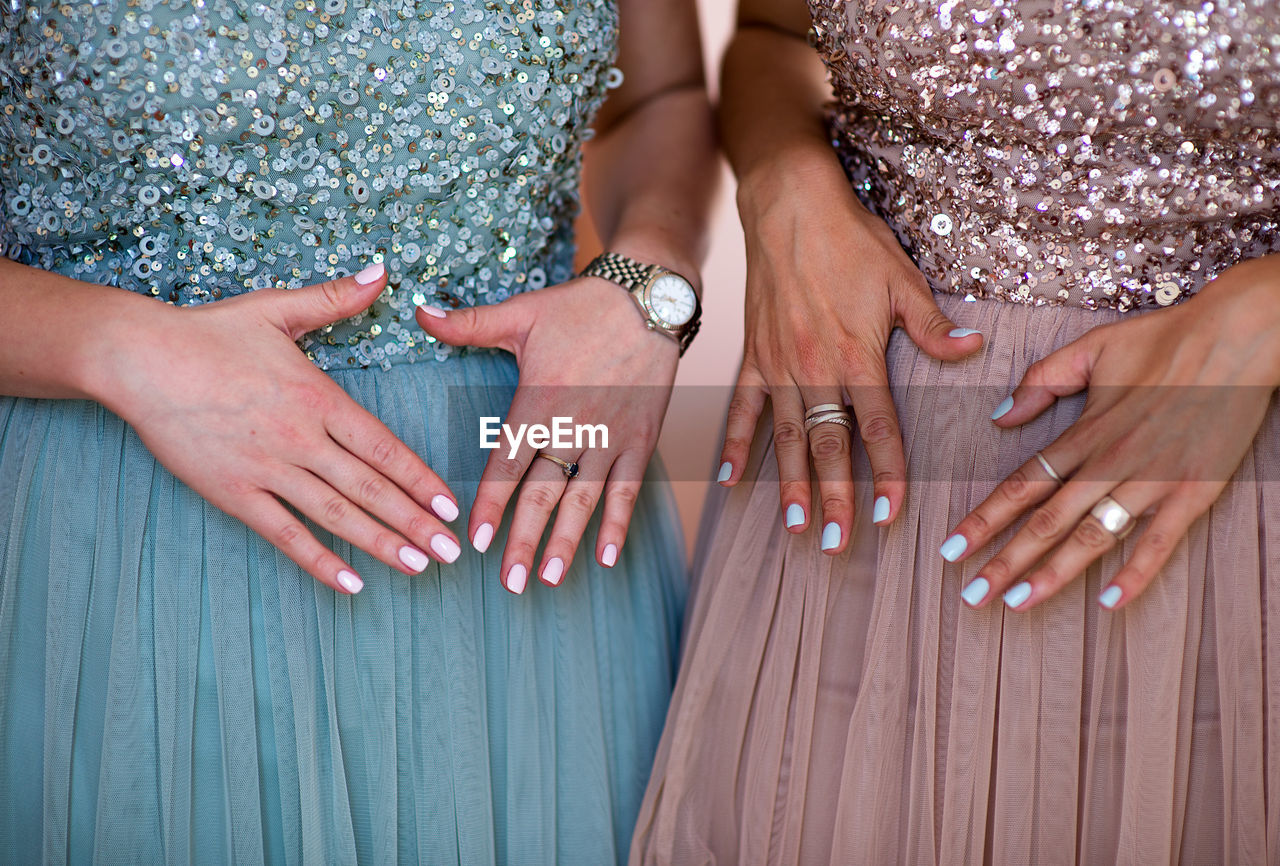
[994,334,1099,427]
[893,278,984,362]
[415,295,533,354]
[271,262,388,340]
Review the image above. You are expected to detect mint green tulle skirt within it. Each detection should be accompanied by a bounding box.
[0,350,687,864]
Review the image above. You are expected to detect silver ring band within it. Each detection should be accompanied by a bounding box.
[804,402,845,421]
[805,414,853,433]
[1089,495,1134,539]
[1035,451,1065,486]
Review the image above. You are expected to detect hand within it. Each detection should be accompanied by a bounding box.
[719,160,984,553]
[944,255,1280,611]
[415,274,679,593]
[91,263,462,594]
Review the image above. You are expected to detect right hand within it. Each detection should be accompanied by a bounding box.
[90,262,461,594]
[719,160,984,554]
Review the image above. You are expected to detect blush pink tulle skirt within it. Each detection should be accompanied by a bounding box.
[633,293,1279,865]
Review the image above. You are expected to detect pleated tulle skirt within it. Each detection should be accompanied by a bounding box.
[633,293,1280,865]
[0,349,687,865]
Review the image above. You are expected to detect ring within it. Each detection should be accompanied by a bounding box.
[804,408,853,433]
[535,452,579,479]
[1035,451,1065,486]
[804,403,845,421]
[1089,495,1134,539]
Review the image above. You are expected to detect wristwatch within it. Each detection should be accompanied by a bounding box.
[581,252,702,356]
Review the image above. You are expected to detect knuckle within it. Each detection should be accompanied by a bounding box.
[405,514,435,542]
[773,419,807,449]
[820,494,850,517]
[608,483,640,511]
[858,414,899,447]
[1001,467,1038,504]
[872,467,900,486]
[1026,504,1064,541]
[961,510,991,538]
[727,396,760,426]
[274,520,306,550]
[563,488,597,515]
[1073,516,1113,550]
[1141,528,1176,557]
[490,458,526,484]
[374,529,400,553]
[519,484,559,512]
[1035,563,1065,589]
[809,429,851,461]
[369,436,400,470]
[982,557,1011,583]
[722,436,751,457]
[356,474,388,505]
[322,495,349,524]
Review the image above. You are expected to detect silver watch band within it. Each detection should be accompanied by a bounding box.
[581,251,701,356]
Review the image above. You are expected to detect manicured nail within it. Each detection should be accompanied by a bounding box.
[430,535,460,564]
[417,304,448,319]
[542,557,565,586]
[820,522,841,551]
[991,395,1014,421]
[506,563,528,594]
[472,523,494,553]
[355,262,385,284]
[872,496,891,524]
[602,543,618,567]
[337,569,363,594]
[717,461,732,483]
[948,327,981,338]
[1004,581,1032,609]
[961,577,990,606]
[785,503,806,529]
[1099,585,1123,609]
[939,534,968,562]
[431,494,459,522]
[399,545,430,573]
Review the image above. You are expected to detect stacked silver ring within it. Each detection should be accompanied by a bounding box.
[1089,495,1135,539]
[804,402,853,432]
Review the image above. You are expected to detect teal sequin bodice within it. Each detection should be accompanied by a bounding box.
[0,0,617,369]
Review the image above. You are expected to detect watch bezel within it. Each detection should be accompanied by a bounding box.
[640,268,700,330]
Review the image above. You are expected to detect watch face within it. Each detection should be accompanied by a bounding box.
[648,274,697,326]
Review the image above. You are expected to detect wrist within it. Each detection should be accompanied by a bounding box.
[735,142,851,225]
[602,228,702,295]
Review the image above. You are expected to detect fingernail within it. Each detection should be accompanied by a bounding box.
[472,523,494,553]
[872,496,891,524]
[939,534,968,562]
[337,569,363,594]
[1003,581,1033,609]
[717,461,732,483]
[506,563,528,594]
[785,503,806,529]
[417,304,448,319]
[430,535,460,564]
[399,545,430,573]
[961,577,990,606]
[431,494,459,522]
[542,557,565,586]
[991,395,1014,421]
[820,522,841,551]
[602,543,618,567]
[948,327,981,338]
[1099,585,1123,609]
[355,262,385,285]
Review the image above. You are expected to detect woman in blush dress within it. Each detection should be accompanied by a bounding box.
[635,0,1280,862]
[0,0,715,861]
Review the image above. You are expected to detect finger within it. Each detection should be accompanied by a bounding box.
[468,393,541,554]
[893,272,984,362]
[990,333,1102,428]
[846,355,906,527]
[326,407,459,523]
[500,451,576,594]
[317,445,461,564]
[800,388,855,554]
[772,383,811,533]
[719,363,767,486]
[1099,488,1212,610]
[414,293,535,354]
[596,448,649,568]
[275,467,438,576]
[267,261,389,340]
[537,455,608,586]
[1006,483,1165,611]
[235,493,364,594]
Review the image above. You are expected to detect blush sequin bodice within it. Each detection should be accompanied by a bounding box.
[0,0,617,369]
[808,0,1280,311]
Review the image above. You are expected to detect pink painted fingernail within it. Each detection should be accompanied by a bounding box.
[602,543,618,567]
[430,535,460,564]
[542,557,565,586]
[355,262,385,284]
[399,545,430,573]
[506,563,528,594]
[472,523,494,553]
[337,570,363,594]
[417,304,448,318]
[431,494,459,522]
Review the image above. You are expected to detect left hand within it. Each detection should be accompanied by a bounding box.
[415,274,680,594]
[942,255,1280,612]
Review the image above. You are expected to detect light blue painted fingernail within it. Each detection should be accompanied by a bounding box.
[961,577,990,607]
[717,461,732,483]
[939,533,968,562]
[991,395,1015,421]
[948,327,982,338]
[872,496,891,524]
[785,503,806,528]
[1003,581,1033,609]
[1099,585,1123,609]
[821,522,842,551]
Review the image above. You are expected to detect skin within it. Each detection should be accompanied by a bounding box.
[414,0,716,594]
[0,0,715,596]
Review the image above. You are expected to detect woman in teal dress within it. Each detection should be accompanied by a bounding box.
[0,0,715,861]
